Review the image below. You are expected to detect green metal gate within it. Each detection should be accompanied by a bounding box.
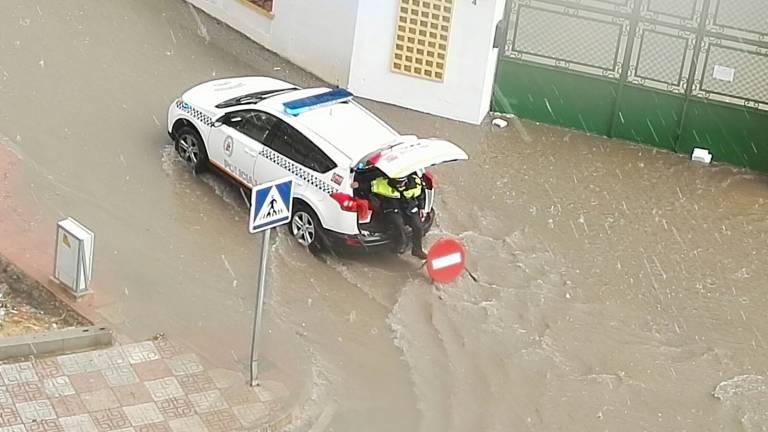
[492,0,768,172]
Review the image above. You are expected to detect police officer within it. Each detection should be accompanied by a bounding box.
[370,172,427,259]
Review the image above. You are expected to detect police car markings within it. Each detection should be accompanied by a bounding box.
[223,136,234,157]
[210,160,253,189]
[258,147,338,195]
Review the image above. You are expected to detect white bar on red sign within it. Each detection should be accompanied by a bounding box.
[431,252,462,270]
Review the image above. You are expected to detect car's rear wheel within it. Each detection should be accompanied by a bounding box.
[175,126,209,174]
[290,204,323,252]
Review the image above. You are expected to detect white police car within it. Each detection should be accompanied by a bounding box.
[167,77,468,251]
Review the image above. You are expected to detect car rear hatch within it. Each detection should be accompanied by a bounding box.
[357,135,469,177]
[349,136,468,241]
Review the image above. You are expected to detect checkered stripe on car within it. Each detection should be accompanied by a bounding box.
[259,147,338,194]
[176,100,213,126]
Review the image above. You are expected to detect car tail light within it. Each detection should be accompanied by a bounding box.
[331,193,372,223]
[422,171,435,190]
[356,198,372,224]
[331,192,358,212]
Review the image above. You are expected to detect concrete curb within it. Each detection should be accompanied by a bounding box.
[0,325,112,361]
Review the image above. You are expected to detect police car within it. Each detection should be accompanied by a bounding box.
[167,77,468,251]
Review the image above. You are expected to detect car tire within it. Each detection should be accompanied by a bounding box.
[290,204,324,253]
[174,126,209,174]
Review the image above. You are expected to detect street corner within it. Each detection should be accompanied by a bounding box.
[0,337,297,432]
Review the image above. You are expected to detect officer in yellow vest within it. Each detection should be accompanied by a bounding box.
[370,172,427,259]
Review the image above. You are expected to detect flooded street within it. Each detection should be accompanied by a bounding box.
[1,1,768,431]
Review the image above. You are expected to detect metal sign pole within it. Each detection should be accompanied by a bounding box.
[250,227,272,386]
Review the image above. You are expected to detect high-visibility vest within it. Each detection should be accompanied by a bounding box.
[371,176,422,199]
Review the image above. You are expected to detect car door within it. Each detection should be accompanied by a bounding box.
[208,110,276,188]
[255,117,337,185]
[253,116,345,228]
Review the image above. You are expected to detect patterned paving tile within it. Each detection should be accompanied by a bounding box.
[132,361,172,382]
[50,396,87,418]
[80,388,120,412]
[93,348,129,370]
[8,382,46,403]
[91,408,132,431]
[33,359,64,380]
[164,355,203,376]
[57,353,99,376]
[167,415,207,432]
[144,378,184,402]
[111,429,137,432]
[231,403,269,428]
[258,380,290,401]
[102,366,139,387]
[123,403,163,426]
[153,340,184,360]
[252,386,277,402]
[135,422,171,432]
[0,363,39,384]
[26,419,63,432]
[68,372,107,394]
[16,400,56,423]
[0,386,13,405]
[0,404,22,427]
[155,397,194,420]
[205,369,240,390]
[43,377,75,399]
[112,383,153,406]
[0,425,27,432]
[59,414,99,432]
[200,409,243,432]
[122,343,160,365]
[188,390,227,414]
[221,387,262,407]
[176,373,215,395]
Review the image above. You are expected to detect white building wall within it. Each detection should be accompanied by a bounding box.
[188,0,359,86]
[348,0,506,124]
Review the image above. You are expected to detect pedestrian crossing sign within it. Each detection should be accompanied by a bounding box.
[249,177,294,233]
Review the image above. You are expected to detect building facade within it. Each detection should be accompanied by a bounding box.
[186,0,506,124]
[187,0,767,172]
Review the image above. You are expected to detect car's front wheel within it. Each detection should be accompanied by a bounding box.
[290,205,323,252]
[174,126,209,174]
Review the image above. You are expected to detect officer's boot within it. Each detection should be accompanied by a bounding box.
[411,235,427,260]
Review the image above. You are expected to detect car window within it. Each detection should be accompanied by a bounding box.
[266,120,337,173]
[223,110,275,143]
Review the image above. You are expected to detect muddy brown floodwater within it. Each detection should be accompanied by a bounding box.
[1,1,767,431]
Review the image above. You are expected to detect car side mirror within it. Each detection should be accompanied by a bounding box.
[213,114,227,128]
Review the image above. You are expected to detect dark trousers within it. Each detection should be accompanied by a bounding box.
[384,209,424,254]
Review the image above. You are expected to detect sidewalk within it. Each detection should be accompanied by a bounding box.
[0,338,293,432]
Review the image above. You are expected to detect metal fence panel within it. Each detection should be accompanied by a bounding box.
[514,6,622,70]
[697,42,768,107]
[631,28,691,89]
[646,0,698,21]
[712,0,768,37]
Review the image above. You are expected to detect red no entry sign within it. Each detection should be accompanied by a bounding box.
[426,238,466,284]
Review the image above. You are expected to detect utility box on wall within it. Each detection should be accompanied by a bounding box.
[53,218,94,297]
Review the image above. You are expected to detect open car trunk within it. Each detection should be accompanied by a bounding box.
[356,136,469,179]
[351,136,468,235]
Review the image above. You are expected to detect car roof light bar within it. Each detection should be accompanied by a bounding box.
[283,88,353,116]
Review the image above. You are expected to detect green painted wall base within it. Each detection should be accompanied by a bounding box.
[492,58,768,173]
